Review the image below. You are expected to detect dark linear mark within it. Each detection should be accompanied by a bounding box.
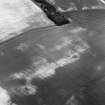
[32,0,70,26]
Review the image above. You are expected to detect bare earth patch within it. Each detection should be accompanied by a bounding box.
[0,0,53,43]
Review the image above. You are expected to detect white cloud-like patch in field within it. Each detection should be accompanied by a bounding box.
[11,36,89,81]
[8,31,89,97]
[0,86,11,105]
[100,0,105,4]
